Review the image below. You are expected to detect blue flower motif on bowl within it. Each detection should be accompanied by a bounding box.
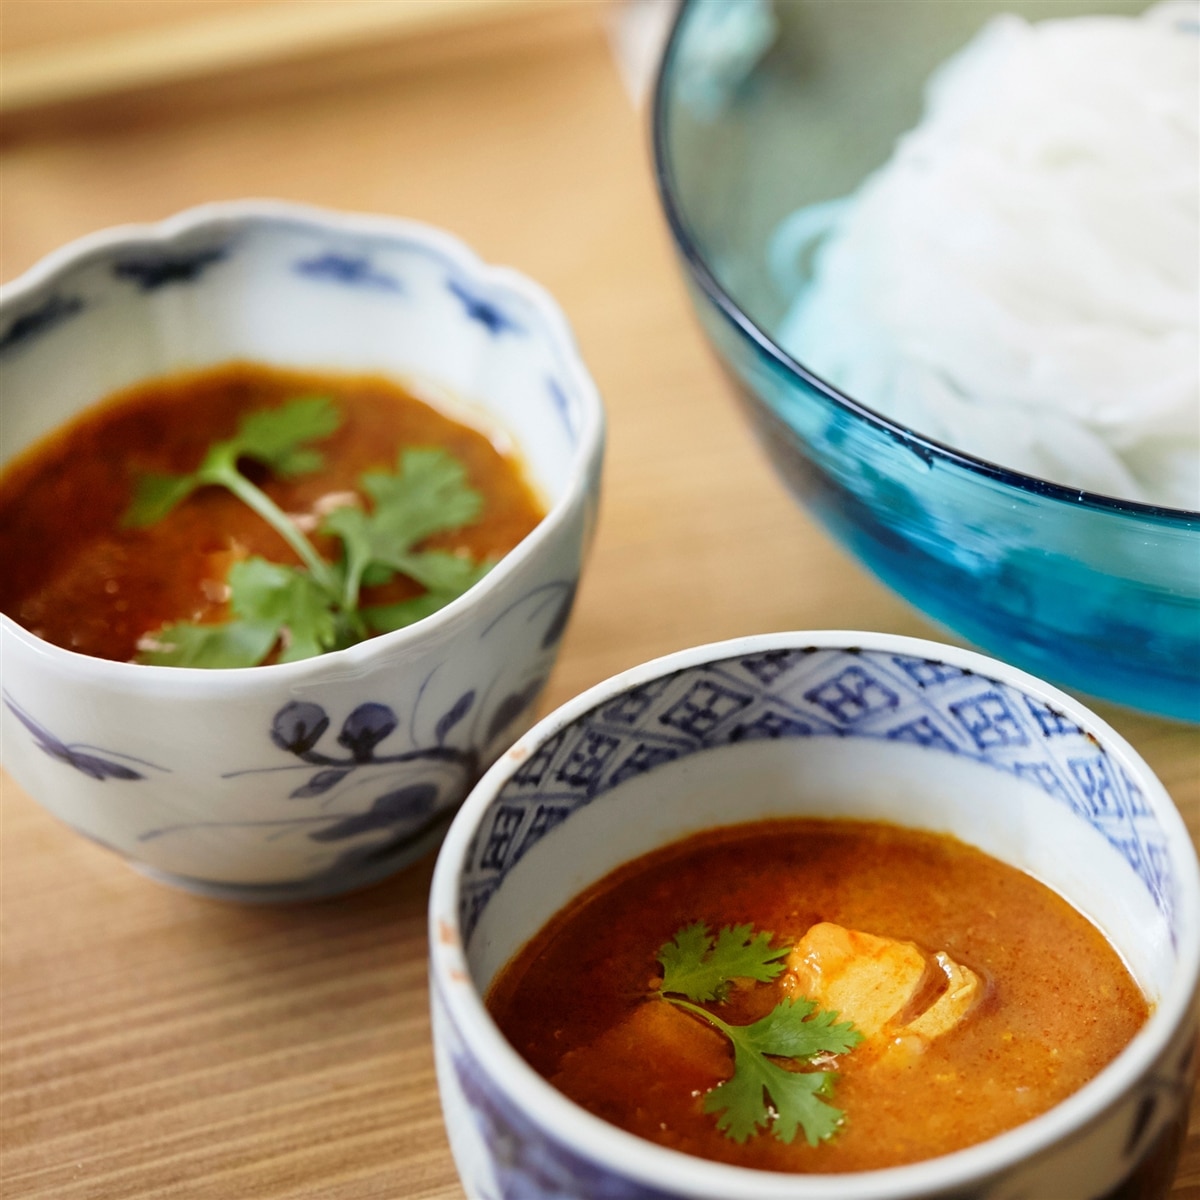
[0,293,85,356]
[293,251,404,292]
[112,246,228,290]
[3,691,165,782]
[448,277,524,337]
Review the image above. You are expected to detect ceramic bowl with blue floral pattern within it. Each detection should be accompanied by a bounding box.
[429,631,1199,1200]
[0,200,604,901]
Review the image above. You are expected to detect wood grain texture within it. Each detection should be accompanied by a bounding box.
[0,0,595,116]
[1,16,1197,1199]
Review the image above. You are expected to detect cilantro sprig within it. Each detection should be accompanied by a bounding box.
[125,395,343,594]
[654,922,862,1147]
[659,921,789,1002]
[124,397,493,668]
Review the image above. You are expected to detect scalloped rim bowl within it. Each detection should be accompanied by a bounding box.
[0,199,605,899]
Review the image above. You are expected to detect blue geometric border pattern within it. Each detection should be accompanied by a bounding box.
[460,648,1176,944]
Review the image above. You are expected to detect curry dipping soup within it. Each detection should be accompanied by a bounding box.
[461,733,1171,1176]
[486,818,1147,1173]
[0,363,545,665]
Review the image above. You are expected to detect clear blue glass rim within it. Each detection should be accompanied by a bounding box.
[649,0,1199,525]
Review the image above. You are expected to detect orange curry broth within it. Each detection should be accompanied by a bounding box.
[0,363,545,663]
[486,819,1149,1173]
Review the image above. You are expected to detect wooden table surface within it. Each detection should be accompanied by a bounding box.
[1,9,1197,1197]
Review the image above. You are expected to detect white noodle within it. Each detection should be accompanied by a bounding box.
[773,2,1200,510]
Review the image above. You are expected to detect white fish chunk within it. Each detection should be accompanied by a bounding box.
[784,922,981,1048]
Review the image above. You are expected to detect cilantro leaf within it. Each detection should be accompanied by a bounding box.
[123,396,340,527]
[390,550,494,593]
[322,448,486,612]
[227,396,340,476]
[225,557,341,664]
[657,922,714,996]
[759,1063,844,1147]
[360,447,484,549]
[135,557,342,668]
[363,558,494,634]
[125,471,202,528]
[136,618,279,669]
[658,921,790,1002]
[364,592,460,634]
[737,995,863,1061]
[704,1047,842,1146]
[655,922,862,1148]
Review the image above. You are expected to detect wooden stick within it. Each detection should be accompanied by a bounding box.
[1,0,556,113]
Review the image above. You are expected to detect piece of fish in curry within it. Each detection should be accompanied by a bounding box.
[783,922,982,1053]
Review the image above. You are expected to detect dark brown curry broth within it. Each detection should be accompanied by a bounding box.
[486,818,1149,1174]
[0,362,545,662]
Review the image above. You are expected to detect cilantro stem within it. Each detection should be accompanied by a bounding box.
[660,994,740,1038]
[338,545,369,619]
[212,466,339,596]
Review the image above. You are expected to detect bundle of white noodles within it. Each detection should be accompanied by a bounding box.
[773,2,1199,510]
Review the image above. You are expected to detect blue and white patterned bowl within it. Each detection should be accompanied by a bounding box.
[0,200,604,901]
[429,631,1200,1200]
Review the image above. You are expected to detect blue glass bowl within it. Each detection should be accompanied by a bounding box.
[652,0,1199,722]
